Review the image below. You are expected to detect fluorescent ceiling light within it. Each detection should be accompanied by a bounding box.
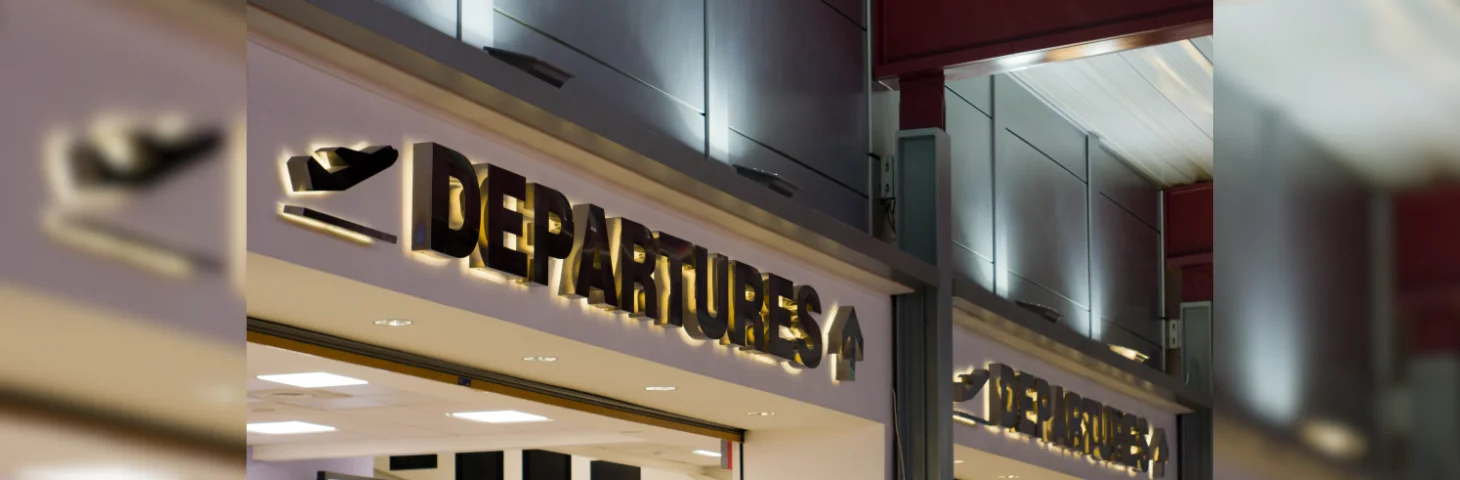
[692,450,722,458]
[257,372,368,388]
[522,356,557,362]
[644,386,676,391]
[449,410,551,424]
[246,421,336,435]
[375,318,412,327]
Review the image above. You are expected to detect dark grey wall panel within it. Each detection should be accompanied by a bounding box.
[1006,272,1091,337]
[946,76,992,116]
[947,89,993,261]
[993,74,1086,179]
[1091,140,1160,228]
[373,0,458,37]
[491,14,706,155]
[711,0,869,195]
[729,131,867,230]
[1092,197,1161,344]
[492,0,706,110]
[1097,319,1162,370]
[821,0,866,27]
[995,129,1089,310]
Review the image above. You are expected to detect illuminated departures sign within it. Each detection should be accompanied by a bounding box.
[282,143,864,382]
[954,363,1170,477]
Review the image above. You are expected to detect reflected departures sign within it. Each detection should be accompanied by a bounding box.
[954,363,1170,477]
[283,142,864,382]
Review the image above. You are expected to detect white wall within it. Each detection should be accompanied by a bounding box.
[951,323,1181,480]
[249,448,374,480]
[742,425,887,480]
[243,37,892,427]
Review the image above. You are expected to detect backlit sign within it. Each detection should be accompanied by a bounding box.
[281,142,864,382]
[955,363,1170,477]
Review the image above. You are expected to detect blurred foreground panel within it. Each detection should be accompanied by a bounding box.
[0,0,243,475]
[1217,1,1460,479]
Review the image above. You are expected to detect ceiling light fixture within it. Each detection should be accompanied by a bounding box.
[522,356,557,363]
[692,450,722,458]
[374,318,412,327]
[747,411,775,417]
[954,460,964,464]
[449,410,551,424]
[644,386,677,391]
[997,476,1019,479]
[246,421,336,435]
[256,372,368,388]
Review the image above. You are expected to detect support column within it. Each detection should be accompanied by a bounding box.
[893,80,952,480]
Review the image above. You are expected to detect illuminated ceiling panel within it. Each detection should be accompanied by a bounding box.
[1011,37,1214,187]
[1216,0,1460,188]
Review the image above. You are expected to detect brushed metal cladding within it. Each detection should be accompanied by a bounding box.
[491,14,707,155]
[820,0,866,27]
[1190,36,1214,63]
[994,74,1087,180]
[995,129,1090,309]
[372,0,458,37]
[1091,139,1161,228]
[492,0,705,110]
[728,131,869,231]
[1005,272,1092,338]
[1093,196,1162,345]
[1097,318,1163,370]
[947,89,994,261]
[953,246,995,292]
[259,0,941,291]
[946,75,992,116]
[710,0,869,195]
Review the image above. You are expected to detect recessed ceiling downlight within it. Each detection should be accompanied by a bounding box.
[692,450,722,458]
[256,372,367,388]
[449,410,551,424]
[374,318,412,327]
[246,421,336,435]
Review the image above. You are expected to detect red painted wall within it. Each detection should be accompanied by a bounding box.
[874,0,1211,78]
[1165,182,1212,303]
[1395,185,1460,295]
[1394,185,1460,354]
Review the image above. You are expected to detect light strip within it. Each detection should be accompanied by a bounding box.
[448,410,550,424]
[246,421,336,435]
[257,372,368,388]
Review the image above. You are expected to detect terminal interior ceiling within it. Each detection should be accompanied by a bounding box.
[247,343,724,475]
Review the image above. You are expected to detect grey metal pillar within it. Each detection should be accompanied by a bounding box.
[893,129,953,480]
